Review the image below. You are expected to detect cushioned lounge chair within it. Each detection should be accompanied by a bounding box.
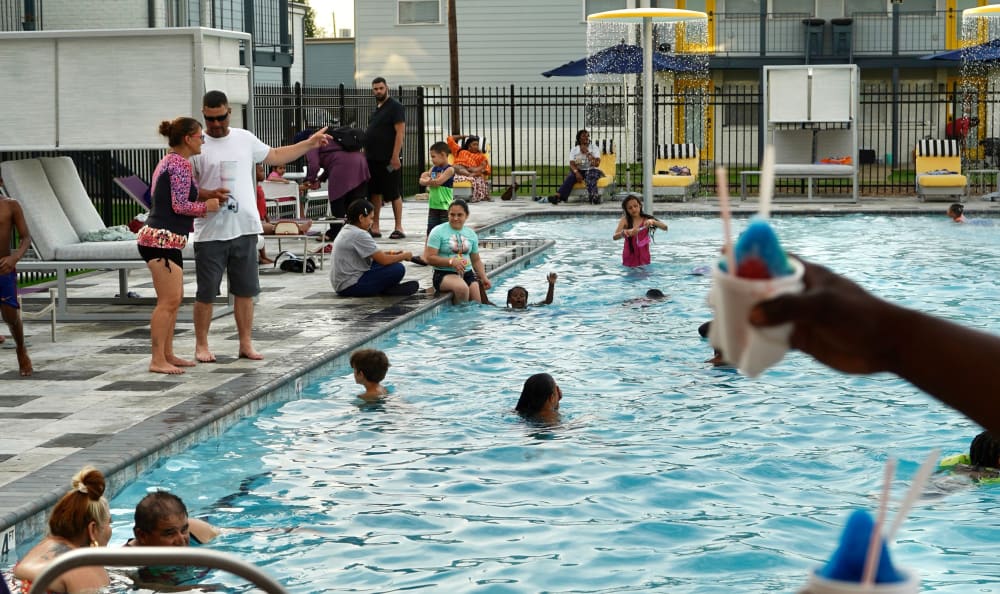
[651,143,700,201]
[1,157,219,322]
[915,139,968,201]
[569,139,616,202]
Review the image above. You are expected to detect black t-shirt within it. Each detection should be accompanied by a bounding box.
[365,97,405,162]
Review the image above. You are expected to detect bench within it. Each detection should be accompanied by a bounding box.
[740,164,857,201]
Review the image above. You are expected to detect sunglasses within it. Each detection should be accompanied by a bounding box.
[204,112,230,122]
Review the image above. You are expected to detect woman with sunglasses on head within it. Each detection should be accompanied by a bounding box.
[137,117,220,374]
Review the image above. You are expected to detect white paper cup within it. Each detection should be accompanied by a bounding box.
[707,258,804,377]
[797,569,920,594]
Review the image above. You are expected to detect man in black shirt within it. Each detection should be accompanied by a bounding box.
[365,77,406,239]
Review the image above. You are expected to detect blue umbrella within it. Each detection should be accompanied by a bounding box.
[921,38,1000,62]
[542,42,699,77]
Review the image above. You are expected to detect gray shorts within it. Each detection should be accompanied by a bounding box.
[193,234,260,302]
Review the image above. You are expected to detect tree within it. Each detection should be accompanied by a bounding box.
[303,0,324,38]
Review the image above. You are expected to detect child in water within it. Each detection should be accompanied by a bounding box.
[505,273,557,309]
[350,348,390,401]
[947,203,967,223]
[613,194,668,267]
[939,430,1000,481]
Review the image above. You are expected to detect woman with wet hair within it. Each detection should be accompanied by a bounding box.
[14,466,112,593]
[515,373,562,420]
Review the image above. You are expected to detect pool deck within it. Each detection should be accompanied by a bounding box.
[1,194,996,543]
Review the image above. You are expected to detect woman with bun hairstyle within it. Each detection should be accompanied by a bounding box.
[137,117,220,375]
[13,466,112,593]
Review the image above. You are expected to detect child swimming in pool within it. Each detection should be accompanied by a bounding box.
[947,203,968,223]
[939,430,1000,481]
[505,272,557,309]
[351,348,390,401]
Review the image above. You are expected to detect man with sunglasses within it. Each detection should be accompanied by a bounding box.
[191,90,330,363]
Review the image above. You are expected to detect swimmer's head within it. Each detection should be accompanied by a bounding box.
[507,286,529,309]
[948,203,964,218]
[970,431,1000,468]
[698,321,711,338]
[646,289,666,300]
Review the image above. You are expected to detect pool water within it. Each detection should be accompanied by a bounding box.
[15,215,1000,593]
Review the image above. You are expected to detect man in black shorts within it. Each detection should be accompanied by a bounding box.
[365,76,406,239]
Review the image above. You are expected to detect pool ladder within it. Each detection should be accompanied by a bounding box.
[26,547,288,594]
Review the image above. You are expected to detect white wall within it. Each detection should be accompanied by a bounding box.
[355,0,596,87]
[40,0,149,30]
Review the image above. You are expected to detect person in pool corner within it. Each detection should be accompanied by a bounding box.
[506,273,557,309]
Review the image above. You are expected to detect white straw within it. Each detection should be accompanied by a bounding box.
[862,457,896,587]
[887,448,940,542]
[758,144,776,219]
[716,166,736,274]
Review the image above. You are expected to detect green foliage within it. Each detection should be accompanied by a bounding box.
[303,1,322,38]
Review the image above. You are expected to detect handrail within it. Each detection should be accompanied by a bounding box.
[27,547,288,594]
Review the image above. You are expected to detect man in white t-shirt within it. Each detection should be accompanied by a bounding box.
[192,90,329,363]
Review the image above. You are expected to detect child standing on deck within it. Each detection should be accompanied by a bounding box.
[419,141,456,236]
[0,196,32,376]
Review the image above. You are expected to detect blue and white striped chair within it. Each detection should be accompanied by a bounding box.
[652,143,700,201]
[915,139,967,201]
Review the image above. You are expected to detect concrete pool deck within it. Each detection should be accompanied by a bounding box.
[1,194,996,544]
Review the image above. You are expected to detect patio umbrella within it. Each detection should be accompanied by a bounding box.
[921,38,1000,62]
[542,42,698,77]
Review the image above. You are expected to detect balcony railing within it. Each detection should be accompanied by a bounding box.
[714,12,810,56]
[711,9,955,58]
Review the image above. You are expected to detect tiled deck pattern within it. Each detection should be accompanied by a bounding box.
[1,196,996,545]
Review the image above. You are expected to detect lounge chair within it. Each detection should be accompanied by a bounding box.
[260,180,300,219]
[113,175,151,211]
[0,157,224,322]
[651,143,700,201]
[915,139,968,201]
[451,139,491,200]
[569,139,616,202]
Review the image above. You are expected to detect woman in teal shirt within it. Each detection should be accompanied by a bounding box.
[422,199,491,304]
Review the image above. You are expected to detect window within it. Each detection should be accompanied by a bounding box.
[398,0,440,25]
[725,0,760,13]
[585,0,625,20]
[846,0,884,14]
[771,0,811,13]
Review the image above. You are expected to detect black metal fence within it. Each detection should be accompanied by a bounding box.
[1,81,988,229]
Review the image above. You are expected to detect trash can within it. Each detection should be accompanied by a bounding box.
[831,18,853,58]
[802,18,826,59]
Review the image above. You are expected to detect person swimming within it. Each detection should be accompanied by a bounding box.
[939,431,1000,482]
[505,272,557,309]
[622,288,669,308]
[515,373,562,422]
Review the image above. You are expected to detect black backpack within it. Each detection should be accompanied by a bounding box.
[330,126,366,151]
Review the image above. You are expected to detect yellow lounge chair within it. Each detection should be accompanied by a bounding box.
[915,139,967,202]
[651,143,700,201]
[569,139,616,202]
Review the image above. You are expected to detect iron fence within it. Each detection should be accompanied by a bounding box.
[1,81,991,231]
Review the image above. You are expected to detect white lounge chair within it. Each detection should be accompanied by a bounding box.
[1,157,224,322]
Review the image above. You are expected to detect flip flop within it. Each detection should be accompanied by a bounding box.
[389,230,406,239]
[370,231,383,238]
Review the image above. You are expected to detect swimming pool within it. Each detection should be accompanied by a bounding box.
[16,214,1000,592]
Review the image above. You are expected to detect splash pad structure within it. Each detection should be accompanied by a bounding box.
[586,8,708,211]
[956,6,1000,177]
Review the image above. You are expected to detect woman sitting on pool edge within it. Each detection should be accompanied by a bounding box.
[515,373,562,422]
[423,199,492,304]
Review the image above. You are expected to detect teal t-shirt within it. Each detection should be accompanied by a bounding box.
[427,223,479,271]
